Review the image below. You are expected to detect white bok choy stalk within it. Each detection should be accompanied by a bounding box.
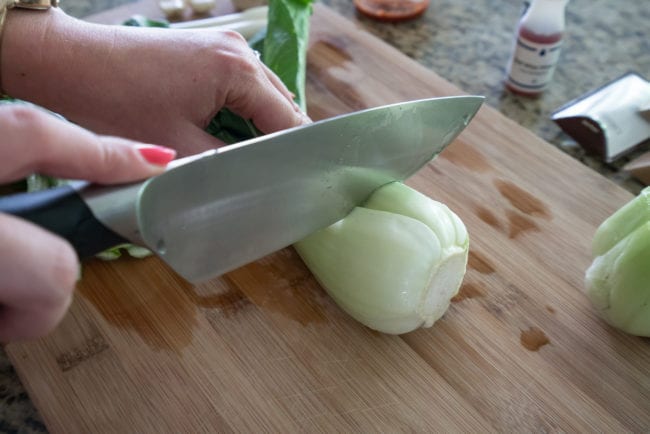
[169,6,269,39]
[585,186,650,337]
[294,182,469,335]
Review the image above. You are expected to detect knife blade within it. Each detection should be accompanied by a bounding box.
[0,96,483,282]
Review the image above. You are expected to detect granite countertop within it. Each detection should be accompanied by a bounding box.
[1,0,648,431]
[325,0,650,194]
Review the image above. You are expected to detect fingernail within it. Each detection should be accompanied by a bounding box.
[300,111,312,124]
[136,144,176,166]
[293,101,312,123]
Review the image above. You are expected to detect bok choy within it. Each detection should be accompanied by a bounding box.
[295,182,469,335]
[585,187,650,337]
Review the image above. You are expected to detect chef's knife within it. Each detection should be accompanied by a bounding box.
[0,96,483,282]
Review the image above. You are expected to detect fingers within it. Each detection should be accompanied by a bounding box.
[158,121,226,158]
[0,104,177,341]
[259,62,296,105]
[0,213,78,342]
[0,105,176,185]
[222,45,311,134]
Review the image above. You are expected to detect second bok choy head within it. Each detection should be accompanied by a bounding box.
[585,186,650,337]
[295,182,469,335]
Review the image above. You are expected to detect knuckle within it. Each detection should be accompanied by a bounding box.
[0,105,55,158]
[225,52,259,78]
[215,35,260,78]
[93,137,122,173]
[0,105,46,131]
[220,29,249,46]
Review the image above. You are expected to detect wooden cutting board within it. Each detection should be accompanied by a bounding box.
[7,4,649,432]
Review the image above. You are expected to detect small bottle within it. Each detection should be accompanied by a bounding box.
[505,0,569,97]
[353,0,429,22]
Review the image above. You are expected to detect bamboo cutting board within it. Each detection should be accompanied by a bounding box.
[7,4,650,432]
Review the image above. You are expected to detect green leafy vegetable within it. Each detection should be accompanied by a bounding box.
[95,244,153,260]
[262,0,312,111]
[122,15,170,27]
[295,182,469,335]
[585,187,650,336]
[205,108,262,144]
[26,174,69,192]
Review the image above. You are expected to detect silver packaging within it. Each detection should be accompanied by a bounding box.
[552,72,650,163]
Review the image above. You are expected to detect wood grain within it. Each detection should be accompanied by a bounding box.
[7,4,650,432]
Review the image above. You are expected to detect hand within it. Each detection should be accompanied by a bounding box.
[1,9,311,156]
[0,105,176,342]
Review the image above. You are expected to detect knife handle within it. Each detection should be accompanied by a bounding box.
[0,184,128,258]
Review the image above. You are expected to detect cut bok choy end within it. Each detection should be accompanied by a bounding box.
[189,0,217,15]
[585,187,650,337]
[295,182,469,335]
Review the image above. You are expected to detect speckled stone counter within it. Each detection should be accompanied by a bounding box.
[1,0,648,431]
[323,0,650,194]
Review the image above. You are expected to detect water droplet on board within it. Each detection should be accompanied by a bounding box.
[468,250,496,274]
[520,326,550,351]
[507,209,540,239]
[439,140,492,173]
[451,282,486,302]
[475,205,503,230]
[77,258,199,354]
[494,178,551,218]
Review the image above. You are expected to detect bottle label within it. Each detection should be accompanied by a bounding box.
[507,35,563,92]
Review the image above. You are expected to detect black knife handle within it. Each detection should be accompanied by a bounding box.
[0,184,128,258]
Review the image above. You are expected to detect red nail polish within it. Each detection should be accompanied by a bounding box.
[137,144,176,166]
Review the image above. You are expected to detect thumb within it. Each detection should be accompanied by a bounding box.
[0,213,78,342]
[0,105,176,184]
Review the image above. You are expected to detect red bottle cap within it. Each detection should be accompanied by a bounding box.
[354,0,429,22]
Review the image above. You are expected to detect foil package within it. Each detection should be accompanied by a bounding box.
[552,72,650,163]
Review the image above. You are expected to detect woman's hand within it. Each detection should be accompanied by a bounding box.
[1,9,310,156]
[0,105,175,342]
